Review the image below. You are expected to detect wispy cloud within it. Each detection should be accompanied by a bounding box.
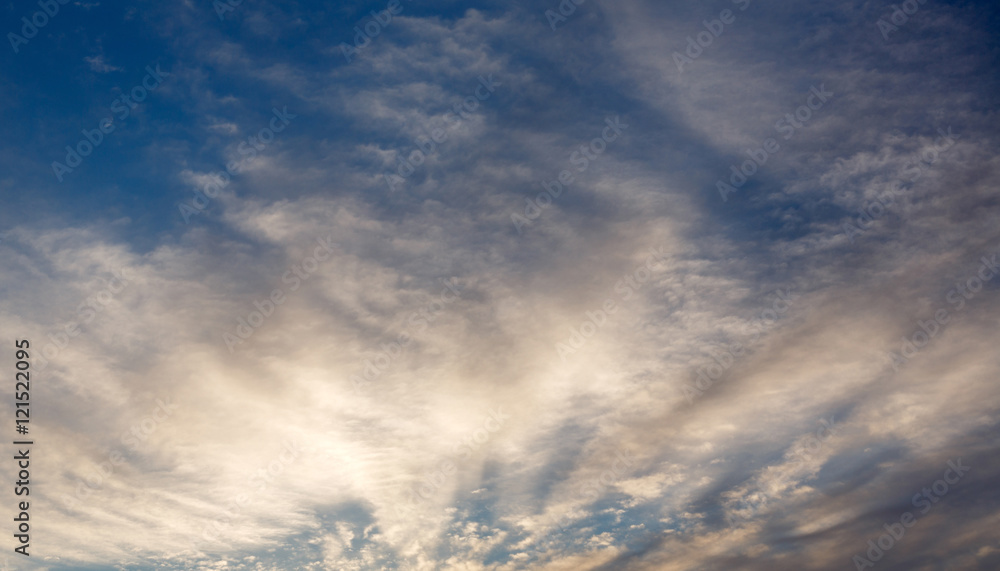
[0,1,998,569]
[83,54,123,73]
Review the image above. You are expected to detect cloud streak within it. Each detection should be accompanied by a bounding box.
[0,0,998,569]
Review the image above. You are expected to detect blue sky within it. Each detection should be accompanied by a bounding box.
[1,0,1000,569]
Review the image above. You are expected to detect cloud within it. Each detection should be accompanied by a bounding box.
[1,0,999,569]
[84,55,123,73]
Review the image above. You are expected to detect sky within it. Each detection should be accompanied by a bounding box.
[1,0,999,569]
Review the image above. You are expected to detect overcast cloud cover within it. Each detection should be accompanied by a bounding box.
[1,0,999,569]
